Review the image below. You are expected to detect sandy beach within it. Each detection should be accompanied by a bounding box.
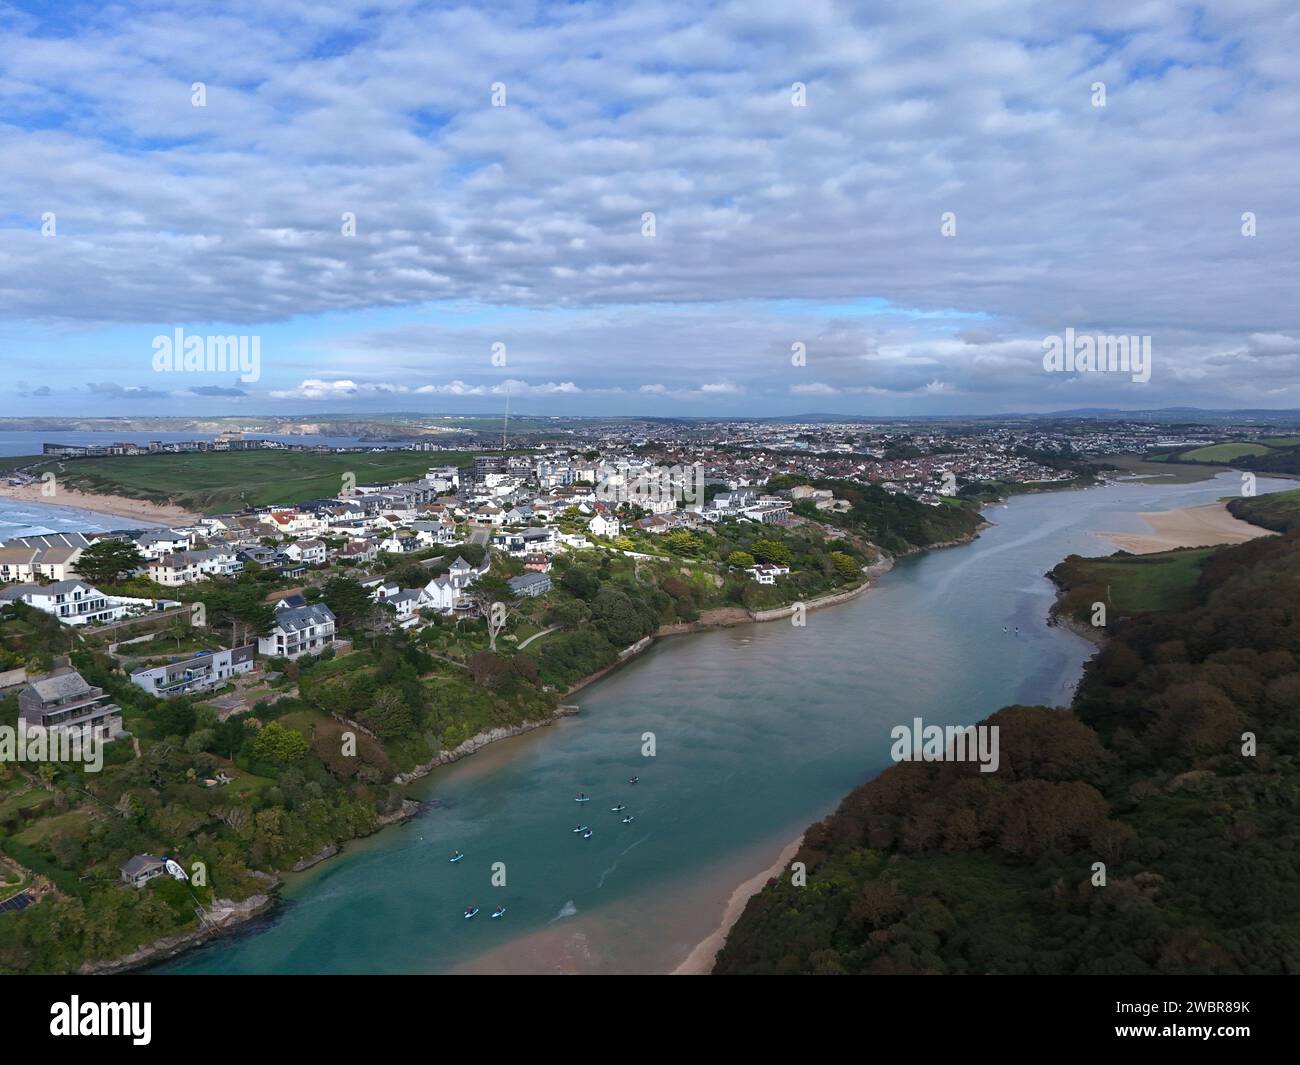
[672,834,803,975]
[0,480,198,526]
[1098,500,1273,554]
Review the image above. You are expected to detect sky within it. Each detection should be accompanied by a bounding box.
[1,0,1298,418]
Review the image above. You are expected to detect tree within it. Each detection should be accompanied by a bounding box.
[591,585,647,647]
[74,539,144,585]
[250,721,308,765]
[829,551,859,581]
[561,565,600,601]
[359,686,415,739]
[751,538,793,566]
[321,576,376,633]
[197,585,274,648]
[727,550,755,569]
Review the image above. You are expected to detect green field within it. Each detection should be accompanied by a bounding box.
[0,455,43,474]
[56,450,473,513]
[1052,546,1216,622]
[1106,455,1227,483]
[1230,487,1300,532]
[1259,436,1300,447]
[1076,547,1215,613]
[1177,442,1274,462]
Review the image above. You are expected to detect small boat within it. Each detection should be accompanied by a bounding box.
[582,829,593,839]
[464,907,479,919]
[610,804,626,812]
[449,851,464,862]
[572,825,589,833]
[621,815,635,824]
[491,906,506,919]
[628,777,639,785]
[574,794,591,803]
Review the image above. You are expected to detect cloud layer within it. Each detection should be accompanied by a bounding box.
[2,0,1298,414]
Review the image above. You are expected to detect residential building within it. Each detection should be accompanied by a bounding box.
[0,580,130,626]
[120,854,166,889]
[18,668,125,743]
[148,548,243,586]
[507,572,552,598]
[258,599,337,660]
[129,645,255,698]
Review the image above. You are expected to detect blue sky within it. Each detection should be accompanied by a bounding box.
[2,0,1298,417]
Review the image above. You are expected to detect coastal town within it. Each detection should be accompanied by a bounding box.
[3,410,1299,973]
[1,427,982,966]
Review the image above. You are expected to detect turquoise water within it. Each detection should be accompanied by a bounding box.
[161,474,1292,974]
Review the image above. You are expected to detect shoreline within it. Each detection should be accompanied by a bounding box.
[93,530,981,974]
[1096,499,1274,554]
[104,568,903,974]
[672,833,805,975]
[0,481,197,527]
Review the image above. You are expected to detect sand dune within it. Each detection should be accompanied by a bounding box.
[1098,500,1273,555]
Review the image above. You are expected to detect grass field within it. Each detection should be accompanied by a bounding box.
[1231,487,1300,533]
[0,455,43,474]
[56,450,473,512]
[1106,455,1228,483]
[1072,547,1216,614]
[1258,436,1300,447]
[1177,442,1275,462]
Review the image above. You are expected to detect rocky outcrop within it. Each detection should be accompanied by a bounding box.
[78,890,278,974]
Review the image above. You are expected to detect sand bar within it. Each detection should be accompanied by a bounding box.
[1098,500,1273,555]
[672,834,804,975]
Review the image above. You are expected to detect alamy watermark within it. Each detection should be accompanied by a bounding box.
[1042,328,1150,383]
[152,327,261,383]
[0,725,104,772]
[594,463,706,509]
[890,717,1000,773]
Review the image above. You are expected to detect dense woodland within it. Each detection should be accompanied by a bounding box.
[715,528,1300,974]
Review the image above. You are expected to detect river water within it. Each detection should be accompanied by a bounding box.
[161,472,1292,974]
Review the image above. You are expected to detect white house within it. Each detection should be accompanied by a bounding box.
[281,539,327,566]
[258,598,337,660]
[419,575,459,613]
[0,580,139,626]
[588,514,621,538]
[130,645,255,697]
[386,589,425,626]
[133,529,194,560]
[149,548,243,586]
[747,564,791,585]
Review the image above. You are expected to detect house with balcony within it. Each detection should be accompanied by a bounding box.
[18,668,125,743]
[148,548,244,586]
[280,538,327,566]
[129,645,255,698]
[257,599,337,660]
[0,580,130,626]
[134,529,194,560]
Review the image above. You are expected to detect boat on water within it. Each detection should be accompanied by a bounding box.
[575,794,591,803]
[449,851,464,862]
[572,825,589,833]
[628,776,639,785]
[610,804,626,812]
[491,906,506,919]
[582,829,593,839]
[464,907,479,919]
[621,815,635,824]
